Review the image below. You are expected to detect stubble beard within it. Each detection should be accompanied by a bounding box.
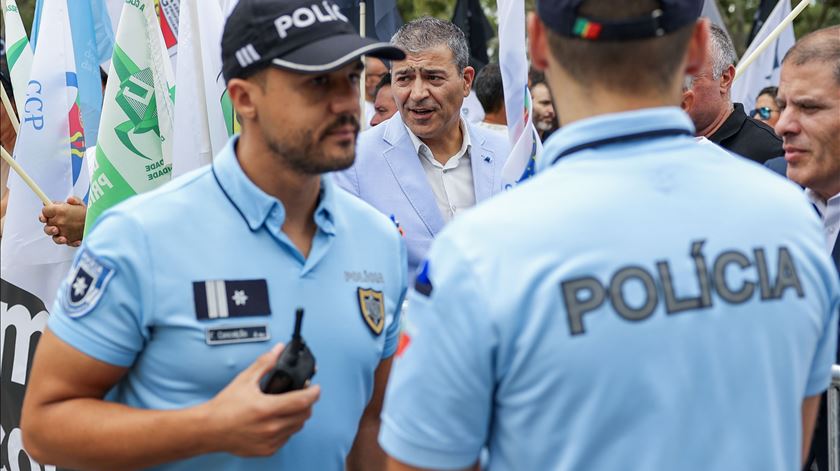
[265,115,359,175]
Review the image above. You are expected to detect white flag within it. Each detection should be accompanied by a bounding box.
[731,0,795,112]
[171,0,229,176]
[1,1,82,467]
[498,0,542,189]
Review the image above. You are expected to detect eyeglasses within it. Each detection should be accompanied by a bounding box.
[751,107,777,120]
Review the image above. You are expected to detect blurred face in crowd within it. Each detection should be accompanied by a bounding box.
[752,92,780,127]
[391,44,474,142]
[531,83,556,132]
[365,58,388,102]
[775,61,840,200]
[370,83,397,127]
[230,62,362,174]
[687,52,731,132]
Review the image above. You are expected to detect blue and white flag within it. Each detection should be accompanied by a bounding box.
[498,0,542,189]
[1,0,86,467]
[731,0,795,112]
[68,0,114,146]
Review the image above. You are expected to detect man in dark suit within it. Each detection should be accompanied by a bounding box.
[684,24,782,163]
[765,25,840,471]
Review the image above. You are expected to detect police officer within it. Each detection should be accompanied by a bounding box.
[21,1,406,469]
[379,1,840,470]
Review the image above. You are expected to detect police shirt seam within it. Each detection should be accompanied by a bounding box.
[125,209,156,334]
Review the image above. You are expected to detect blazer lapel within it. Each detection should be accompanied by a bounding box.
[832,235,840,275]
[382,118,446,236]
[469,126,496,203]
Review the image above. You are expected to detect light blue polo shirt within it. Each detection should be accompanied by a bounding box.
[49,136,407,470]
[380,107,840,471]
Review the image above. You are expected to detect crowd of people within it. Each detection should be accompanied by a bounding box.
[0,0,838,469]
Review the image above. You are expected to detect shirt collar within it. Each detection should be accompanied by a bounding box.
[805,188,840,220]
[213,135,337,235]
[537,107,695,173]
[404,118,472,165]
[709,103,746,144]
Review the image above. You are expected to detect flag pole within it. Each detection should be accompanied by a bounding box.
[0,84,20,133]
[0,146,51,205]
[734,0,812,82]
[359,0,368,130]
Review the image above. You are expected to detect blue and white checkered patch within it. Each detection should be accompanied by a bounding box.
[61,249,115,318]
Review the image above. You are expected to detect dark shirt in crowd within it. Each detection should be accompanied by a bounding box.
[709,103,783,164]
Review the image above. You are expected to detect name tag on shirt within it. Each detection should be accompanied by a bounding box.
[193,279,271,320]
[206,325,270,345]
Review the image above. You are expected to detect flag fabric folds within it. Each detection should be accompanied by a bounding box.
[335,0,402,42]
[171,0,230,176]
[3,0,34,114]
[1,0,87,466]
[452,0,495,69]
[84,0,175,232]
[731,0,794,113]
[498,0,542,189]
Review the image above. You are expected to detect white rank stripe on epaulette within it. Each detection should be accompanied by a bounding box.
[204,280,230,319]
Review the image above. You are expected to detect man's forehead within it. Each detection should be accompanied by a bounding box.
[391,45,456,72]
[779,62,840,96]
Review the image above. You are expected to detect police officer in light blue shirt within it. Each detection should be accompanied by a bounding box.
[21,1,407,469]
[379,1,840,470]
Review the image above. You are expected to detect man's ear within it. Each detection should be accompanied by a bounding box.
[681,89,696,113]
[226,77,261,122]
[684,18,709,78]
[462,66,475,97]
[528,12,550,72]
[719,63,736,96]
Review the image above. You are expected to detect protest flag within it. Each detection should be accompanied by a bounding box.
[171,0,230,177]
[84,0,175,232]
[452,0,495,69]
[335,0,402,41]
[0,1,90,467]
[2,0,34,115]
[498,0,542,189]
[731,0,795,112]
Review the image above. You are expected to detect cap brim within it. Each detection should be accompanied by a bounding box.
[271,34,405,74]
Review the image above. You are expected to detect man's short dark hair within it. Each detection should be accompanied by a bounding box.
[757,86,778,100]
[474,63,504,114]
[374,72,391,98]
[529,67,546,88]
[782,25,840,85]
[545,0,695,94]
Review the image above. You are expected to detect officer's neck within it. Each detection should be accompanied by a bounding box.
[553,77,683,128]
[236,131,319,257]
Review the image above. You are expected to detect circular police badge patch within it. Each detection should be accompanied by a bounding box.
[61,249,115,318]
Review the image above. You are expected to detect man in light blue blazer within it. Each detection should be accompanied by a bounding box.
[335,18,509,278]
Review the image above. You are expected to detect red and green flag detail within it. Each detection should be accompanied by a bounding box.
[573,18,602,40]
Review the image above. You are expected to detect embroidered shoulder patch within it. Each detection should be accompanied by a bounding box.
[358,288,385,335]
[61,249,115,318]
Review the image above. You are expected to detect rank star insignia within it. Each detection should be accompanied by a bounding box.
[357,288,385,336]
[231,290,248,306]
[72,276,89,296]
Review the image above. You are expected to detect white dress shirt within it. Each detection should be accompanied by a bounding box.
[405,120,475,223]
[806,188,840,254]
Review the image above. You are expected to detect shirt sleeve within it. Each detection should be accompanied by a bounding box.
[48,210,153,367]
[379,232,495,469]
[382,234,408,359]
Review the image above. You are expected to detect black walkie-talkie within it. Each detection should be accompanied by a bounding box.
[261,308,316,394]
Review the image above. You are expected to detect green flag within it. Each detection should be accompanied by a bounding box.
[85,0,174,232]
